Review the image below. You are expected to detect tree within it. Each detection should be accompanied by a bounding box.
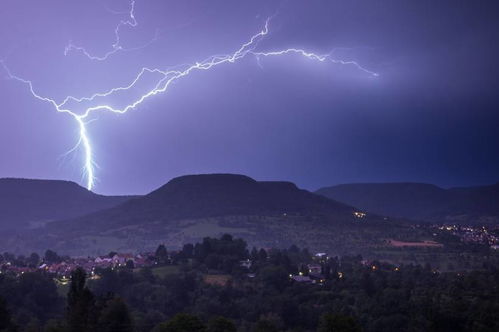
[254,319,279,332]
[0,297,15,331]
[44,250,61,264]
[258,249,268,261]
[156,313,205,332]
[299,264,308,276]
[97,297,134,332]
[317,314,361,332]
[17,272,62,321]
[28,253,40,267]
[361,272,375,297]
[155,245,169,265]
[206,317,236,332]
[125,260,135,270]
[67,268,96,332]
[2,253,14,263]
[180,244,194,260]
[259,266,289,291]
[322,262,331,280]
[289,245,300,254]
[250,247,259,261]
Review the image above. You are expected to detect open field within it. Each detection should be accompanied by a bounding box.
[387,239,443,247]
[203,274,232,286]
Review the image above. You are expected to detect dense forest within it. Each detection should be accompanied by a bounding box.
[1,234,498,332]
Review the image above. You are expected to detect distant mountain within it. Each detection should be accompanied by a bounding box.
[3,175,406,256]
[316,182,499,223]
[0,178,133,230]
[52,174,356,233]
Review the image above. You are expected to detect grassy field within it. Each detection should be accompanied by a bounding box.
[180,219,255,237]
[387,239,443,247]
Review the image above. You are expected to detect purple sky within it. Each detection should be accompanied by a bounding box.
[1,0,498,195]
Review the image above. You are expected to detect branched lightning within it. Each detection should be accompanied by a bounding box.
[63,0,153,61]
[250,48,379,77]
[2,17,378,191]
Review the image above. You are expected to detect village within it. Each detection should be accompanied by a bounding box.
[1,224,498,283]
[0,246,342,286]
[434,224,499,248]
[0,251,155,279]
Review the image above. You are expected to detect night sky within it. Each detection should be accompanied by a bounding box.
[1,0,498,195]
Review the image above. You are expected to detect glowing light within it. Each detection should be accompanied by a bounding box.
[250,49,378,77]
[2,15,378,191]
[64,0,157,61]
[354,211,367,218]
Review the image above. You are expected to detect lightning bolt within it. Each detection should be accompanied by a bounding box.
[1,18,377,191]
[64,0,155,61]
[250,49,379,77]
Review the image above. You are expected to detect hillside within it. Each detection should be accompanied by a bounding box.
[316,182,499,223]
[52,174,356,233]
[0,178,133,230]
[3,175,412,255]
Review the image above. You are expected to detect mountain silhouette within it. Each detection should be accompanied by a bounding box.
[316,182,499,223]
[0,178,132,230]
[52,174,356,233]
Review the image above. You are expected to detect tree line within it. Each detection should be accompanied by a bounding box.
[1,234,498,331]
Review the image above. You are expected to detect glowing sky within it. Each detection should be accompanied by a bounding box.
[1,0,498,195]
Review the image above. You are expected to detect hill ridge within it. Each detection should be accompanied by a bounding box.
[0,178,133,230]
[48,173,356,233]
[316,182,499,223]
